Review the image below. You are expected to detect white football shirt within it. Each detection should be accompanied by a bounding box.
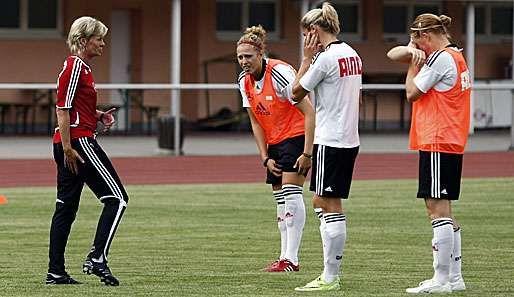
[300,41,361,148]
[414,47,459,93]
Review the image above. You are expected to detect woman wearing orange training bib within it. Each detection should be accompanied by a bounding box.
[236,25,315,273]
[387,13,470,294]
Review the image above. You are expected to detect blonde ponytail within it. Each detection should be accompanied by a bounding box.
[301,2,340,35]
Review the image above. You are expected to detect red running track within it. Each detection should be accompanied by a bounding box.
[0,152,513,187]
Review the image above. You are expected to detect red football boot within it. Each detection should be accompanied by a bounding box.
[262,260,281,272]
[266,259,299,272]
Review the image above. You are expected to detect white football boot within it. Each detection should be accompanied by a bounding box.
[406,279,452,294]
[449,276,466,291]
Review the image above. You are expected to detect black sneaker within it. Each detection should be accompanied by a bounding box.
[83,257,119,286]
[46,272,81,285]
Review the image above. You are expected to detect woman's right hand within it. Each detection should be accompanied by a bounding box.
[266,159,283,177]
[63,147,84,174]
[407,42,426,67]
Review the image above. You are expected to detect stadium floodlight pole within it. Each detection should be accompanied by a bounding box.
[511,0,514,150]
[299,0,309,64]
[465,3,475,135]
[171,0,181,156]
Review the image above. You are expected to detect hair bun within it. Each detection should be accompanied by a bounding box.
[439,15,452,28]
[244,25,267,43]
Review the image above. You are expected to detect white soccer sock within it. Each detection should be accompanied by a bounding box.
[314,208,327,260]
[283,184,305,265]
[273,189,287,260]
[431,218,454,285]
[450,227,462,282]
[322,213,346,283]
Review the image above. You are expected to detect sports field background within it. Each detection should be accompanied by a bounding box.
[1,178,513,297]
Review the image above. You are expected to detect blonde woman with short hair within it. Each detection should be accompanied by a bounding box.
[47,16,128,286]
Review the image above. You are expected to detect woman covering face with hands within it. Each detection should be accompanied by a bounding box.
[388,39,427,66]
[387,13,470,294]
[291,2,362,292]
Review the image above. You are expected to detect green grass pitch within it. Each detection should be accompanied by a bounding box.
[0,178,513,297]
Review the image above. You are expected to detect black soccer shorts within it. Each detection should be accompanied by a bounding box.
[309,144,359,198]
[417,150,463,200]
[266,135,305,185]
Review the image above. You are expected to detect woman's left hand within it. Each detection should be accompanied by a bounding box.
[303,31,320,61]
[100,108,116,132]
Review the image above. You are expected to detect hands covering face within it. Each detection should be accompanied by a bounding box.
[303,29,322,60]
[407,39,426,67]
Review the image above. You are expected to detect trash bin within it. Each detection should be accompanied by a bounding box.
[158,115,185,153]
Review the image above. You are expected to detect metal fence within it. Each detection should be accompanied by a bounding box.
[0,82,513,155]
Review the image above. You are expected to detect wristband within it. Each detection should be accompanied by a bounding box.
[263,157,271,167]
[302,153,312,159]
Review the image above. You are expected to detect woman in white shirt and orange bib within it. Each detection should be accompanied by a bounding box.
[388,13,470,294]
[237,25,315,273]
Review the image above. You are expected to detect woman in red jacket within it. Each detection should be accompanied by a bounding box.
[47,16,128,286]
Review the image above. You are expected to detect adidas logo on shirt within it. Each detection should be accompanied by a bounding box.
[255,102,271,116]
[324,186,333,192]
